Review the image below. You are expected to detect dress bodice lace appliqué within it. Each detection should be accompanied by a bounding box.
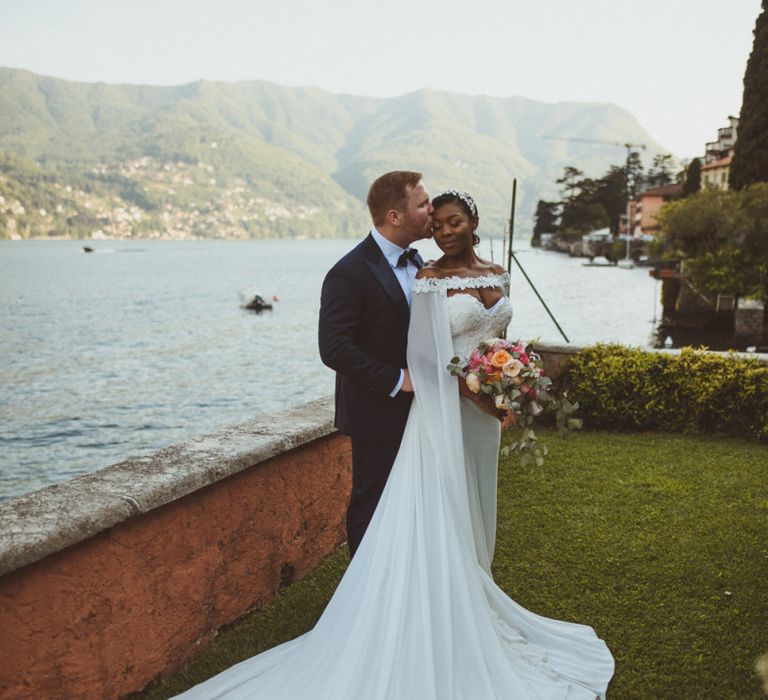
[448,294,513,357]
[412,273,513,358]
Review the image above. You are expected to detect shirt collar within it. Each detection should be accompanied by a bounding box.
[371,227,407,268]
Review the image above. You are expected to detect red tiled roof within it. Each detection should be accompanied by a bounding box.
[640,183,684,198]
[701,156,732,169]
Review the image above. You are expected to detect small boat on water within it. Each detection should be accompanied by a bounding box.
[83,246,94,253]
[244,293,273,312]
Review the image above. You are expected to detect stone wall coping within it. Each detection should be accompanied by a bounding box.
[533,341,768,362]
[3,343,766,579]
[0,396,337,578]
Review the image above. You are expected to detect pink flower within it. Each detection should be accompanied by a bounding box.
[519,383,530,394]
[468,349,484,371]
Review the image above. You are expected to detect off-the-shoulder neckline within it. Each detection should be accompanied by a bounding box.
[416,270,509,282]
[412,272,509,294]
[415,271,508,283]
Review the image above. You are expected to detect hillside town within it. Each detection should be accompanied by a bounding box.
[0,155,360,241]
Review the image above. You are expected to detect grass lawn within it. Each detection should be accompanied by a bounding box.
[139,429,767,699]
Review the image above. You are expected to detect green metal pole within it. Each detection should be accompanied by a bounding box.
[506,179,571,344]
[506,180,516,275]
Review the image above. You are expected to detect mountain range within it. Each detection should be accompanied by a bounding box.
[0,67,667,240]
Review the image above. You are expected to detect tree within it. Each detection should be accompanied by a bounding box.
[656,183,768,301]
[531,200,559,246]
[730,1,768,190]
[550,164,626,238]
[645,154,676,188]
[560,176,609,237]
[681,158,702,198]
[556,166,584,206]
[593,165,627,234]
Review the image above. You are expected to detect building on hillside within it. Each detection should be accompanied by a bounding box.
[636,183,683,235]
[701,157,733,190]
[701,115,739,190]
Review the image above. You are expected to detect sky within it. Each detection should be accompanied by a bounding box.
[0,0,762,160]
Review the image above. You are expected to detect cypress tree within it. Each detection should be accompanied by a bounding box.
[681,158,701,198]
[730,0,768,190]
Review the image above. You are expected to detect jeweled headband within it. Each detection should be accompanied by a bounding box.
[432,189,478,219]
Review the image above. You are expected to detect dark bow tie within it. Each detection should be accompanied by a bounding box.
[397,248,422,269]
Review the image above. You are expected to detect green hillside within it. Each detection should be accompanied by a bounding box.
[0,68,667,240]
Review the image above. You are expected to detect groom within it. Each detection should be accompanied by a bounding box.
[319,171,433,557]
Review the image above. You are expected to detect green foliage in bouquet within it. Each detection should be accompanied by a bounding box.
[562,343,768,441]
[503,393,582,468]
[449,339,582,467]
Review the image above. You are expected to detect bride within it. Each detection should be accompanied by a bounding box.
[176,190,614,699]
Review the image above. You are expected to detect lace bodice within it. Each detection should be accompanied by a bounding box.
[413,273,513,358]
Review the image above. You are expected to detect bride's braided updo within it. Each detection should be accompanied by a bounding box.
[431,189,480,245]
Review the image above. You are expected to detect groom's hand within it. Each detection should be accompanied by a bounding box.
[401,369,414,393]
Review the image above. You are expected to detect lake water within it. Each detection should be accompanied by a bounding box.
[0,238,660,500]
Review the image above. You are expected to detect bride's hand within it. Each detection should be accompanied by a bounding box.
[481,395,508,422]
[500,411,518,430]
[457,378,507,421]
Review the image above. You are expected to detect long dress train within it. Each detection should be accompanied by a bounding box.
[175,272,615,699]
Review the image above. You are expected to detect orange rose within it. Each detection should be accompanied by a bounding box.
[490,350,511,368]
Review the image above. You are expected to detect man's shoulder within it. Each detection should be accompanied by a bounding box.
[327,234,377,276]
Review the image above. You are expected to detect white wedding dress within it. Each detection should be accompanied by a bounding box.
[176,273,614,699]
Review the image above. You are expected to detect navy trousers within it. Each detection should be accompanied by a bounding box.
[347,437,402,558]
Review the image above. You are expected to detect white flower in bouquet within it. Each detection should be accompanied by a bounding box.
[502,358,524,378]
[465,373,481,394]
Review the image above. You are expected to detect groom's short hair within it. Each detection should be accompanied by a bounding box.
[367,171,423,226]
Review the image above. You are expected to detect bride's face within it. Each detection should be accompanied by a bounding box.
[431,202,477,256]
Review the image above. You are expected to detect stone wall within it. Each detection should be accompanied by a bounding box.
[0,397,351,700]
[3,344,766,699]
[734,299,765,343]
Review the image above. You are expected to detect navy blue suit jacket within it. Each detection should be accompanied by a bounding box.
[318,233,414,442]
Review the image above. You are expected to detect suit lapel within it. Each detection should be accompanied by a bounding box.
[362,234,410,331]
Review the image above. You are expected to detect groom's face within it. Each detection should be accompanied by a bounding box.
[400,181,433,243]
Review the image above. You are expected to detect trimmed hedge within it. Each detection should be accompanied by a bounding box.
[562,344,768,441]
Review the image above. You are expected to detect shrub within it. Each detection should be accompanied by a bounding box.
[562,344,768,441]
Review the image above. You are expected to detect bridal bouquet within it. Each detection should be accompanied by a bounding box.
[447,339,581,466]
